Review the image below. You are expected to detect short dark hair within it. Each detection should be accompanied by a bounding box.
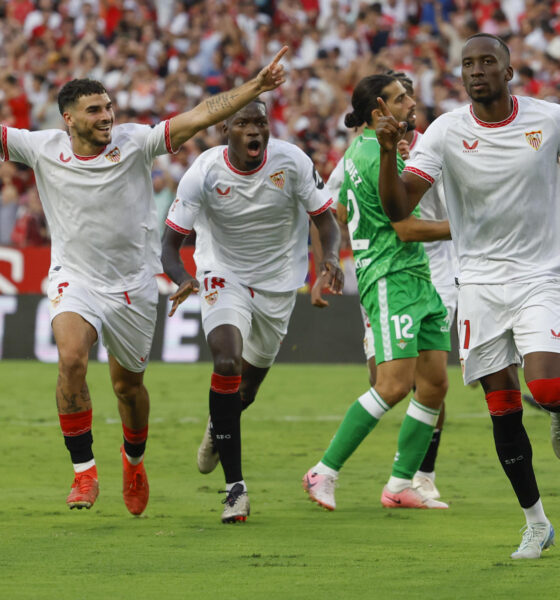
[465,33,511,63]
[57,78,108,115]
[226,99,268,124]
[344,74,396,129]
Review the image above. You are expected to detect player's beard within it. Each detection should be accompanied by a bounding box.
[74,122,113,149]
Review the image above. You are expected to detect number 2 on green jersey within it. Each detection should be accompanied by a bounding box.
[347,189,369,251]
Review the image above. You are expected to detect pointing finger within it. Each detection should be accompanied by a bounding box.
[377,97,392,117]
[270,46,288,66]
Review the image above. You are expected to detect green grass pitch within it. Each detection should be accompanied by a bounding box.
[0,361,557,599]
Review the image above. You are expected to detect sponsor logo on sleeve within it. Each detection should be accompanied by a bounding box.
[525,131,542,151]
[59,152,71,163]
[204,290,219,305]
[312,165,325,189]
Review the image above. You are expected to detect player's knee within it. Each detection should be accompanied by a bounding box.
[58,348,88,382]
[377,378,413,404]
[213,356,242,377]
[112,379,143,404]
[527,378,560,412]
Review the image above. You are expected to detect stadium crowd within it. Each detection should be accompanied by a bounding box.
[0,0,559,247]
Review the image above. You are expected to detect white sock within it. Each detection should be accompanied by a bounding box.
[313,461,339,478]
[73,459,96,473]
[226,480,247,493]
[415,470,435,481]
[125,452,143,466]
[386,476,412,493]
[523,498,548,525]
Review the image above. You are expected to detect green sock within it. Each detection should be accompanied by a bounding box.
[392,398,440,479]
[322,398,382,471]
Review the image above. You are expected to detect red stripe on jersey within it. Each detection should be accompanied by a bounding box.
[124,291,131,304]
[308,198,334,216]
[74,147,106,160]
[403,166,435,185]
[408,130,420,152]
[211,373,241,394]
[470,96,518,128]
[165,218,192,235]
[223,148,268,175]
[164,120,174,154]
[1,125,9,161]
[59,409,93,436]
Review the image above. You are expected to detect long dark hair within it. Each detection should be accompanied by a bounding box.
[344,74,396,129]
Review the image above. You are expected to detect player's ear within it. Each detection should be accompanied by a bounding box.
[222,121,228,135]
[62,111,73,127]
[505,66,513,83]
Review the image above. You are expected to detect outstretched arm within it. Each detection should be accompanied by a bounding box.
[168,46,288,150]
[376,97,430,221]
[310,209,344,296]
[161,226,200,316]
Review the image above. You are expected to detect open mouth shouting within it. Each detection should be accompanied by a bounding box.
[247,139,262,159]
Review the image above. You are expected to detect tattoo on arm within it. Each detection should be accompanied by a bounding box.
[205,92,240,115]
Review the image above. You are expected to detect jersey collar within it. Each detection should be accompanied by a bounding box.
[469,96,519,128]
[361,127,378,140]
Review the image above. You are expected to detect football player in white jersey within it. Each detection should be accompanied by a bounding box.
[161,100,343,523]
[377,34,559,559]
[0,47,288,515]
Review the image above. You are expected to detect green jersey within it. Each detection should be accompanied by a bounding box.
[339,128,431,296]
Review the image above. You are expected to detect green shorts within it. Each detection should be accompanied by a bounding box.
[362,271,451,365]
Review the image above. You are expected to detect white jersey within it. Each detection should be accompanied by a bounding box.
[166,138,333,292]
[408,131,457,290]
[405,96,560,284]
[1,121,173,292]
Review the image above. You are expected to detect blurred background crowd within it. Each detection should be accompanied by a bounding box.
[0,0,559,248]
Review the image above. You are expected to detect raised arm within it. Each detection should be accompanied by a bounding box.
[376,97,430,221]
[161,226,200,316]
[168,46,288,150]
[391,215,451,242]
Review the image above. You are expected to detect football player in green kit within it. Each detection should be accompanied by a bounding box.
[303,74,451,510]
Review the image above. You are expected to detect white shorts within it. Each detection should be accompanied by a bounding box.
[199,270,297,368]
[457,280,560,384]
[435,282,458,327]
[47,272,158,373]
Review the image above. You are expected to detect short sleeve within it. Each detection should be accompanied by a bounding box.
[404,114,449,185]
[1,125,48,167]
[327,157,345,203]
[124,121,175,162]
[293,147,333,215]
[165,155,206,234]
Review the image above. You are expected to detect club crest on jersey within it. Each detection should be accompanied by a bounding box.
[270,170,285,189]
[525,131,542,151]
[204,290,219,305]
[462,139,479,153]
[397,340,407,350]
[105,147,121,163]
